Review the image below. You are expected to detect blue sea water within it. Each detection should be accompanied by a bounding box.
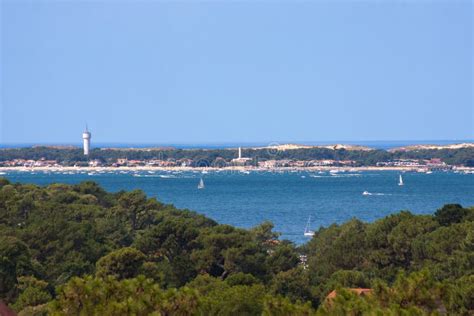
[1,170,473,244]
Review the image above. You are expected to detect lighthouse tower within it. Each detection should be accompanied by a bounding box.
[82,125,91,155]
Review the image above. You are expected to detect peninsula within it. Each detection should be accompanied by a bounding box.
[0,142,473,172]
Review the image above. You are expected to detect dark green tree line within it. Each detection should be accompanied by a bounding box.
[0,178,472,315]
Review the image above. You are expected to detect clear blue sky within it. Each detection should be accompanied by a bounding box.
[1,0,473,144]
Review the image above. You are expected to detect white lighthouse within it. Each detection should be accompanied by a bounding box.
[82,125,91,155]
[231,146,251,165]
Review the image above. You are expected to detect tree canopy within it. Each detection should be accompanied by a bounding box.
[0,178,472,315]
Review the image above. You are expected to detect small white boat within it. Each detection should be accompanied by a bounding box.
[197,178,205,189]
[398,174,404,186]
[426,171,433,174]
[362,191,371,196]
[304,216,315,237]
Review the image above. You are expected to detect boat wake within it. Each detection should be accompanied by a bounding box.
[362,191,390,196]
[159,175,176,178]
[311,174,362,178]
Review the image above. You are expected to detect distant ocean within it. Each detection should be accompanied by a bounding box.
[2,169,473,244]
[1,140,473,150]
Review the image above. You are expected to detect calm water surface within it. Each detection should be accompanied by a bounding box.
[2,170,473,244]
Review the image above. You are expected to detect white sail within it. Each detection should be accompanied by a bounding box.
[198,178,205,189]
[398,174,404,186]
[304,216,315,237]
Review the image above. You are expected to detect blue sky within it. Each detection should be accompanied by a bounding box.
[1,0,472,144]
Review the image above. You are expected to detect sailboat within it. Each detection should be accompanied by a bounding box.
[197,178,205,189]
[304,216,315,237]
[398,174,404,186]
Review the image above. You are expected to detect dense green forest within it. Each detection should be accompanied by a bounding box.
[1,146,474,166]
[0,178,473,315]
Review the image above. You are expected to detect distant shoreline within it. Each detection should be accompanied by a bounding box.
[1,142,473,171]
[1,165,473,173]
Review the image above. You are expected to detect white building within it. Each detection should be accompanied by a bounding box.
[231,147,252,165]
[82,125,91,155]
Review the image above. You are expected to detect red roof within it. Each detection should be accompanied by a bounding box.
[0,301,16,316]
[326,288,372,300]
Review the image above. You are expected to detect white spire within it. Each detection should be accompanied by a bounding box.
[82,125,91,155]
[238,147,242,159]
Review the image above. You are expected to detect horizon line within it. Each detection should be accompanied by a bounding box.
[1,139,473,148]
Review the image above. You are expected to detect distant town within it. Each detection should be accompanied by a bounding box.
[0,127,473,172]
[0,153,457,171]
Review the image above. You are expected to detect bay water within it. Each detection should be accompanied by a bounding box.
[2,170,473,244]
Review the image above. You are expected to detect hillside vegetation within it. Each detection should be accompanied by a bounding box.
[0,178,472,315]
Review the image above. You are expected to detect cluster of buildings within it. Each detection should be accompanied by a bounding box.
[258,159,355,168]
[0,156,453,170]
[0,157,359,169]
[0,158,60,168]
[0,128,457,170]
[111,158,193,168]
[376,158,449,170]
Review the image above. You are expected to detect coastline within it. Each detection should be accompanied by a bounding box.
[1,165,473,173]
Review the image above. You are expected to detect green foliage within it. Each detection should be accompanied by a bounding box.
[250,221,280,244]
[95,247,146,279]
[443,274,474,315]
[195,281,266,315]
[0,236,33,301]
[318,288,376,316]
[0,177,10,187]
[318,270,370,303]
[0,179,472,314]
[386,215,438,267]
[262,295,315,316]
[49,275,200,316]
[12,276,51,313]
[307,219,367,282]
[270,267,315,305]
[188,274,267,315]
[434,203,470,226]
[50,274,316,316]
[266,241,300,275]
[365,211,413,273]
[412,221,474,280]
[211,285,266,315]
[319,270,449,315]
[318,270,449,315]
[225,272,260,286]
